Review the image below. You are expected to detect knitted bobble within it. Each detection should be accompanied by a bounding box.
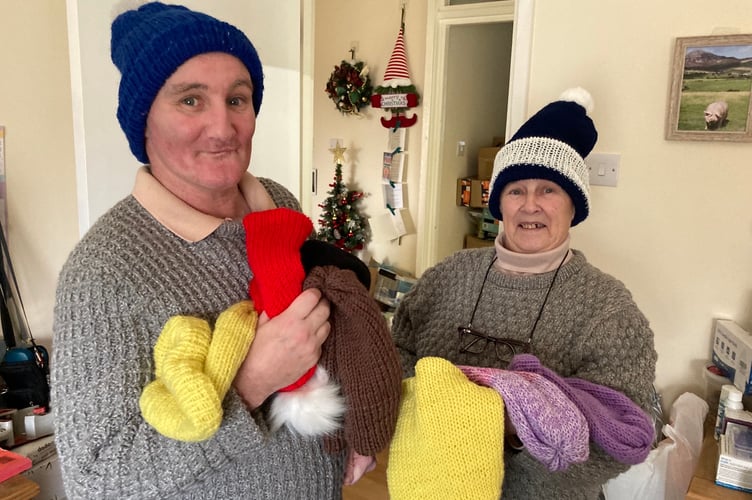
[508,353,654,465]
[242,207,313,317]
[140,300,257,442]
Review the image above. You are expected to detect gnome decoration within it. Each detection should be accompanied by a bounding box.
[371,10,420,129]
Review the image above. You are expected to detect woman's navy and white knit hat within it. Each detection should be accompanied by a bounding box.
[488,88,597,227]
[111,2,264,164]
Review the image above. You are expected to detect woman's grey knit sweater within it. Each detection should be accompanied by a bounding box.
[51,179,345,499]
[391,246,657,500]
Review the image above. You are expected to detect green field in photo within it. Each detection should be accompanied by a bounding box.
[678,77,751,131]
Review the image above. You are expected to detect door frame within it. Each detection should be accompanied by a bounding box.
[415,0,533,275]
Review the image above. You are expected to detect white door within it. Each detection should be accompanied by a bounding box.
[416,0,533,274]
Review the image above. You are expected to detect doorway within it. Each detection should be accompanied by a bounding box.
[415,0,533,274]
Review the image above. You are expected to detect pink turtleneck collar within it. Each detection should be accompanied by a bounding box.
[493,233,571,275]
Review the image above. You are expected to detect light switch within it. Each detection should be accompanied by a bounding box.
[585,153,620,187]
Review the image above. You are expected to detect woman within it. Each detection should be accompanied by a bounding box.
[390,88,657,499]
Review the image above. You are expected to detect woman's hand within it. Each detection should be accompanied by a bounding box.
[344,450,376,486]
[233,288,330,408]
[504,407,517,436]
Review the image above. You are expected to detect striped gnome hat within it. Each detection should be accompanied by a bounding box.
[488,87,598,226]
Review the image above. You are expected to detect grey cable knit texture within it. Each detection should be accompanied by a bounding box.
[391,247,657,500]
[52,178,345,500]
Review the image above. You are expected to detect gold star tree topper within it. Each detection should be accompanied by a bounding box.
[329,143,347,165]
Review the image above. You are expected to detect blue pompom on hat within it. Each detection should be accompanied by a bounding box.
[111,2,264,164]
[487,88,597,226]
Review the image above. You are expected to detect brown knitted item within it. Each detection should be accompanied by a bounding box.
[304,266,403,456]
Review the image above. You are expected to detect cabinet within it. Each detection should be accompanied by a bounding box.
[0,475,39,500]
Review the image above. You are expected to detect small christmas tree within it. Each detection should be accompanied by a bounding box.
[317,143,368,252]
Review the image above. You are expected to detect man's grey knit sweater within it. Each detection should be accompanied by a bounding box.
[51,179,345,499]
[391,247,657,500]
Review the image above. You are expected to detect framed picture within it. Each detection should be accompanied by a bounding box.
[666,34,752,141]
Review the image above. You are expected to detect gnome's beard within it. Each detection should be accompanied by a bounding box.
[268,365,346,436]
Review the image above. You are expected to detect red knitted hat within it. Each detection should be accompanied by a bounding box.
[243,207,312,317]
[243,207,316,391]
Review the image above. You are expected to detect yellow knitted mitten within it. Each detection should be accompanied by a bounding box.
[140,300,257,441]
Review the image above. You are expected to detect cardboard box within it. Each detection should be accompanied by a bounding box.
[22,453,65,500]
[717,422,752,493]
[477,147,501,180]
[712,319,752,395]
[373,266,417,309]
[16,435,66,500]
[456,178,490,208]
[464,234,494,249]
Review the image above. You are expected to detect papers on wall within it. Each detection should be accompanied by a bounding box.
[382,182,405,210]
[388,127,406,152]
[367,124,415,244]
[370,209,412,242]
[382,151,405,183]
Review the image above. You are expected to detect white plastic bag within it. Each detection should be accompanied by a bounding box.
[603,392,708,500]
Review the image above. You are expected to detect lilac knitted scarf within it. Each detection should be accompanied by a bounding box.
[460,365,589,471]
[508,354,654,465]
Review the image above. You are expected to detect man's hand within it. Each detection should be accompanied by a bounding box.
[233,288,330,408]
[344,450,377,486]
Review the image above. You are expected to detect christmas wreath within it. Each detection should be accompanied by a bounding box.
[325,60,373,115]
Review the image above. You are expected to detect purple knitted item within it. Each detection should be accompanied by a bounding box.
[459,366,589,472]
[508,354,654,465]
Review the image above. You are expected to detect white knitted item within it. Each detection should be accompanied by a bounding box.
[558,87,594,115]
[269,365,346,436]
[490,136,590,209]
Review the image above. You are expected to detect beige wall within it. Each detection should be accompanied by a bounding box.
[528,0,752,408]
[2,0,751,412]
[0,1,79,354]
[312,0,427,273]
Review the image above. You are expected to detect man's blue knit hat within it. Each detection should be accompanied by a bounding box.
[111,2,264,164]
[488,88,597,227]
